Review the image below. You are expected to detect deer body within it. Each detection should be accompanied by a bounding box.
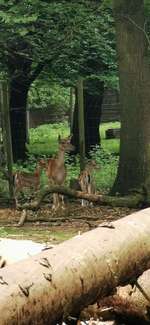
[41,136,74,211]
[14,165,41,206]
[79,161,98,207]
[46,151,66,185]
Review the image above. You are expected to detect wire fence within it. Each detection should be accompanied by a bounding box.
[28,89,120,128]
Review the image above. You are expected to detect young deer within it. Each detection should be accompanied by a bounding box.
[14,163,42,206]
[40,135,74,211]
[79,160,99,207]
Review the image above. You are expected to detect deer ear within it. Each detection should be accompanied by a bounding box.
[58,135,61,143]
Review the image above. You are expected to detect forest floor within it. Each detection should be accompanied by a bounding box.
[0,200,137,243]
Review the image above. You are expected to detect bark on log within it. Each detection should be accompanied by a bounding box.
[97,269,150,323]
[18,185,144,211]
[0,209,150,324]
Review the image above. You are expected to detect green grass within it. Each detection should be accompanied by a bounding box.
[27,122,69,156]
[100,121,120,139]
[100,121,120,154]
[0,226,77,243]
[27,121,120,157]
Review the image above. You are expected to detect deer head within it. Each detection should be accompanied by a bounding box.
[38,159,48,170]
[86,160,100,171]
[58,135,75,152]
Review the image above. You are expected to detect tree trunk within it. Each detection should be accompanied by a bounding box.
[0,208,150,324]
[10,78,29,162]
[112,0,150,197]
[7,51,45,162]
[71,79,104,156]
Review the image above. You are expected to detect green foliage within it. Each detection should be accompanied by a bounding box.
[51,2,117,87]
[65,155,81,185]
[90,145,118,192]
[28,81,70,111]
[65,146,118,192]
[0,0,117,88]
[0,172,9,199]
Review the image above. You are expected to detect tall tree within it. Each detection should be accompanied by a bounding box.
[53,3,116,156]
[1,0,114,161]
[112,0,150,199]
[71,79,104,156]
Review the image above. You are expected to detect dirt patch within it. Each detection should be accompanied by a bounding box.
[0,202,137,243]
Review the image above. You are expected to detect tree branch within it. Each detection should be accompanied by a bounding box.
[121,15,150,48]
[17,185,144,211]
[28,62,45,85]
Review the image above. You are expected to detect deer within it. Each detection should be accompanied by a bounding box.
[40,135,74,211]
[13,163,42,207]
[79,160,99,207]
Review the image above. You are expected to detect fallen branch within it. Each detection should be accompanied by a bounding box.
[0,209,150,324]
[17,185,144,211]
[26,215,99,223]
[17,209,27,227]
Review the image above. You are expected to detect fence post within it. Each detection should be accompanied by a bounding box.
[69,87,74,134]
[77,77,85,171]
[0,81,14,200]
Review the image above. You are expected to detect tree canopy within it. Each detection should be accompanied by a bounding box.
[0,0,117,161]
[0,0,116,86]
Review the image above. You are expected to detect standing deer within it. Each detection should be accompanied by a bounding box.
[40,135,74,211]
[79,160,99,207]
[14,163,42,207]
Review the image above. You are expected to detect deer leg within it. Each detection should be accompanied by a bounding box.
[60,195,65,209]
[56,193,60,210]
[52,193,57,210]
[88,183,93,207]
[81,199,87,207]
[14,188,19,208]
[80,181,88,206]
[50,180,57,210]
[15,196,19,208]
[52,193,60,211]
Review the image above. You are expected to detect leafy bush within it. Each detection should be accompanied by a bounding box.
[28,82,70,122]
[90,146,118,192]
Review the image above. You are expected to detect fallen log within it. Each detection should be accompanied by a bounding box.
[95,268,150,324]
[0,209,150,324]
[18,185,144,211]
